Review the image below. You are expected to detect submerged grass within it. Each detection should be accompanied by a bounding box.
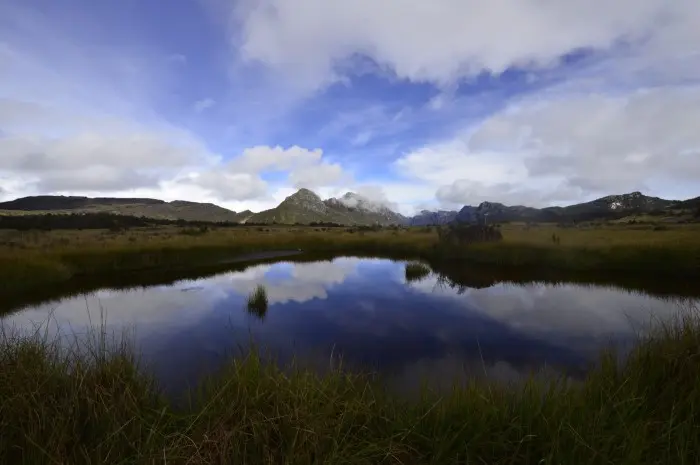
[246,284,269,318]
[2,309,700,464]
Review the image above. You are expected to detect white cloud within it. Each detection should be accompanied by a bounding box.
[194,98,215,112]
[235,0,700,92]
[229,145,324,173]
[183,145,348,201]
[436,181,583,208]
[0,5,225,199]
[182,171,268,202]
[395,141,526,186]
[4,0,699,213]
[288,163,344,189]
[396,84,700,207]
[0,97,218,194]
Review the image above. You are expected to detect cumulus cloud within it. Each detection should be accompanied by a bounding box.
[182,171,268,202]
[4,0,699,211]
[436,181,582,208]
[288,163,344,189]
[234,0,699,92]
[338,185,401,213]
[0,98,217,194]
[228,0,700,210]
[0,6,223,199]
[185,145,346,200]
[396,84,700,207]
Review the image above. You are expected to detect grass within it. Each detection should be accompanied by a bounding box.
[404,262,432,282]
[1,223,699,297]
[2,309,700,464]
[246,284,269,318]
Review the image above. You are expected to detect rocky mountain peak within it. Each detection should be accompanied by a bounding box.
[333,192,378,212]
[286,188,323,203]
[281,188,328,215]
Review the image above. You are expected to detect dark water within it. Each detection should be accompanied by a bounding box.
[2,257,696,395]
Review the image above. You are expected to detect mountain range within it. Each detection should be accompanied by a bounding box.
[242,189,406,225]
[0,195,252,223]
[0,190,698,226]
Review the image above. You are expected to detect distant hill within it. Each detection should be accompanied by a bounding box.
[0,195,243,223]
[413,191,695,225]
[409,210,458,226]
[247,189,406,226]
[539,192,679,222]
[2,190,697,227]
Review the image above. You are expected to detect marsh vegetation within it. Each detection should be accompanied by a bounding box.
[1,221,699,297]
[2,310,700,464]
[246,284,269,318]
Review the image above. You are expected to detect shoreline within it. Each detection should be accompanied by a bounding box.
[1,314,699,464]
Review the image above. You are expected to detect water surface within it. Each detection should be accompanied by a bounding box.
[2,257,695,395]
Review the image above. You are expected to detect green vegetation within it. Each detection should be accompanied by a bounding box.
[1,222,700,300]
[1,310,699,464]
[404,262,431,282]
[436,223,503,246]
[0,211,244,231]
[246,284,269,318]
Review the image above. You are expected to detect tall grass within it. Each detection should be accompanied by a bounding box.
[1,224,700,296]
[246,284,269,318]
[2,308,700,464]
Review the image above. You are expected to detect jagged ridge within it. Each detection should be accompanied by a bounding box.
[0,190,697,226]
[247,189,406,226]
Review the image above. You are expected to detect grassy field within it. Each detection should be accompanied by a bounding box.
[1,310,700,464]
[1,222,699,298]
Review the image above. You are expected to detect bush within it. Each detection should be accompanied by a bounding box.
[437,223,503,246]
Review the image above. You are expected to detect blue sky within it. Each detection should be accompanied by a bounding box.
[1,0,699,214]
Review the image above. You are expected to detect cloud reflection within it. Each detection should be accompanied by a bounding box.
[230,259,359,304]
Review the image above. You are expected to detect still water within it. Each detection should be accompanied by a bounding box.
[2,257,696,395]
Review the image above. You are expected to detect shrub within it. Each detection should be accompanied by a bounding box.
[437,223,503,246]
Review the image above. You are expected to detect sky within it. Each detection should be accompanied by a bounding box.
[1,0,699,215]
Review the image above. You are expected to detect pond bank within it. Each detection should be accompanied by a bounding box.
[1,312,699,464]
[1,227,699,298]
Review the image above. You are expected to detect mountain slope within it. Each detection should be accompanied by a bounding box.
[0,196,242,223]
[324,192,407,225]
[541,191,679,222]
[409,210,458,226]
[248,189,406,225]
[414,192,692,225]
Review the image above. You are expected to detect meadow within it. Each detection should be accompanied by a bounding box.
[1,222,699,297]
[2,222,700,463]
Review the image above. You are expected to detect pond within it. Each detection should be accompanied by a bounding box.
[2,257,697,396]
